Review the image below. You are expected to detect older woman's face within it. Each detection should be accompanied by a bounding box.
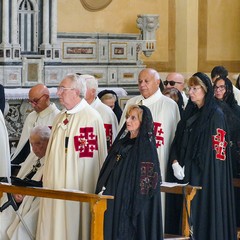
[188,85,206,108]
[214,79,226,100]
[126,109,141,133]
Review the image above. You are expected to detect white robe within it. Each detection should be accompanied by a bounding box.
[0,153,44,240]
[7,156,45,240]
[36,99,107,240]
[91,97,118,148]
[233,85,240,105]
[11,103,59,162]
[0,111,10,179]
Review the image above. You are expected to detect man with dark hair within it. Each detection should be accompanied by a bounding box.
[211,65,228,82]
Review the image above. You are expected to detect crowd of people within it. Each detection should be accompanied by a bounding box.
[0,66,239,240]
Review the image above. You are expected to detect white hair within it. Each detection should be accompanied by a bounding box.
[66,73,87,98]
[30,125,51,140]
[84,75,98,90]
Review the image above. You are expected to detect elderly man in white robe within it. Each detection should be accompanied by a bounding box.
[119,68,180,181]
[36,73,107,240]
[11,84,59,165]
[0,110,10,181]
[0,125,50,240]
[84,74,118,150]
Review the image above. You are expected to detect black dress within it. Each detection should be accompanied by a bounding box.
[96,105,163,240]
[217,100,240,227]
[166,72,236,240]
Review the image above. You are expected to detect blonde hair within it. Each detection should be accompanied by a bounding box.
[125,104,143,123]
[100,93,116,101]
[188,76,208,93]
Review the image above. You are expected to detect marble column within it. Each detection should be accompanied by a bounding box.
[51,0,57,45]
[2,0,9,44]
[11,0,21,60]
[42,0,50,46]
[11,1,18,45]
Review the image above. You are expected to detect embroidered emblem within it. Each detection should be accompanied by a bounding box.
[63,112,70,125]
[74,127,98,158]
[63,118,69,125]
[212,128,227,161]
[154,122,164,148]
[104,123,113,147]
[140,162,158,195]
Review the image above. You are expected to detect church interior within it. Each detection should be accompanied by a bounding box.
[0,0,240,239]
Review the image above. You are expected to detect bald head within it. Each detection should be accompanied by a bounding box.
[138,68,160,98]
[28,84,50,113]
[165,72,185,92]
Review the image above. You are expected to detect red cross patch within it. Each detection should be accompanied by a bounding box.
[74,127,98,158]
[104,124,113,147]
[140,162,158,195]
[212,128,227,161]
[154,122,164,148]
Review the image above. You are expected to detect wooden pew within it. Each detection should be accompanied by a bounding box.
[0,183,113,240]
[161,184,202,239]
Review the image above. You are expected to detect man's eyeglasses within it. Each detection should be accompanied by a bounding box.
[28,94,46,105]
[163,80,183,86]
[214,85,226,92]
[57,86,75,93]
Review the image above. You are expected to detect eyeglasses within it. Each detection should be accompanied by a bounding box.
[57,86,75,93]
[214,85,226,92]
[163,80,183,86]
[28,94,46,105]
[187,86,202,93]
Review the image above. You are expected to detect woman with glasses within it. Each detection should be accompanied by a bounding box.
[214,77,240,229]
[165,72,236,240]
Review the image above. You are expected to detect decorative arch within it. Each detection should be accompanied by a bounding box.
[18,0,39,53]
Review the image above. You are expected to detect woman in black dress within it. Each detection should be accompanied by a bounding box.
[166,72,236,240]
[214,76,240,228]
[96,104,163,240]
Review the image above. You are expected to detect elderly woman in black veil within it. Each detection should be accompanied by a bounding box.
[213,76,240,228]
[98,89,123,122]
[165,72,236,240]
[96,104,163,240]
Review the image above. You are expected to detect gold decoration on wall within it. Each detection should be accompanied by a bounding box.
[80,0,112,12]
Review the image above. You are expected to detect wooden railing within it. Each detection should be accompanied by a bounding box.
[161,184,202,238]
[0,183,114,240]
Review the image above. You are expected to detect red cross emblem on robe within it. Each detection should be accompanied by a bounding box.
[74,127,98,158]
[140,162,158,195]
[154,122,164,148]
[212,128,227,161]
[104,124,113,148]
